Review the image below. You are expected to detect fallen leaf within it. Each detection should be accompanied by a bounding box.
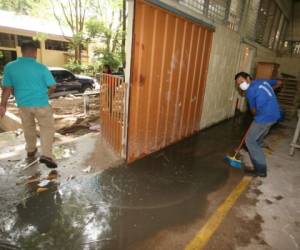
[47,170,58,180]
[36,187,49,193]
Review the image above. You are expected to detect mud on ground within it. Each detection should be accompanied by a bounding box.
[7,94,100,137]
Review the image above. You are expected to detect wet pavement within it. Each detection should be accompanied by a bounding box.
[0,116,250,250]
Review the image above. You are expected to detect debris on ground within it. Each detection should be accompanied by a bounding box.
[38,180,51,187]
[36,187,49,193]
[82,166,92,173]
[66,175,75,181]
[47,170,59,180]
[89,123,101,132]
[6,93,100,137]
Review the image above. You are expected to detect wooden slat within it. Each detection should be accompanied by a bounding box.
[127,0,213,163]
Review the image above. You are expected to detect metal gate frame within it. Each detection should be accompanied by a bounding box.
[100,73,126,156]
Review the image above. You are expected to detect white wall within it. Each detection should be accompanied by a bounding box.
[200,25,241,129]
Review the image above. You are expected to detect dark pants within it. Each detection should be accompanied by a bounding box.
[245,121,275,174]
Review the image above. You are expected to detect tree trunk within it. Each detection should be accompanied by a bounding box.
[78,45,82,64]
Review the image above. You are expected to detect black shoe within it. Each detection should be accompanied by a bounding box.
[256,172,267,178]
[244,169,267,178]
[40,156,58,169]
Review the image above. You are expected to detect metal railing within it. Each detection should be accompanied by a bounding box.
[99,73,125,156]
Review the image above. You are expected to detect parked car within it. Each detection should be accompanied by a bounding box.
[49,67,97,93]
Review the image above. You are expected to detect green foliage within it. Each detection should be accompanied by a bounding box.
[64,59,84,74]
[64,59,101,76]
[32,32,47,42]
[85,0,125,70]
[85,17,106,39]
[0,0,44,15]
[93,48,121,71]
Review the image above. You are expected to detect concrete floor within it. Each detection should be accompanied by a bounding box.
[0,116,299,250]
[206,121,300,250]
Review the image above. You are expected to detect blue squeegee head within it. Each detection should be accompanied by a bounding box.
[224,156,242,169]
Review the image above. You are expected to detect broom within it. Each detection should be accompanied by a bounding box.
[224,125,251,169]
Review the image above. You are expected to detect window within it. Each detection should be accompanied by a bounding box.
[227,0,243,31]
[208,0,228,21]
[255,0,270,44]
[45,39,69,51]
[51,70,75,82]
[268,7,281,49]
[281,41,300,57]
[277,19,288,50]
[273,14,285,50]
[261,0,276,47]
[177,0,243,31]
[0,33,16,48]
[17,36,40,48]
[244,0,261,40]
[255,0,288,51]
[179,0,207,15]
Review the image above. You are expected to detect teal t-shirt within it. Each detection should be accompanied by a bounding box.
[2,57,55,107]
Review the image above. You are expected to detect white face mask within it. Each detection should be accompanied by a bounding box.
[239,81,250,91]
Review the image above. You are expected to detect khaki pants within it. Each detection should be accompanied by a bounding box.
[19,106,55,158]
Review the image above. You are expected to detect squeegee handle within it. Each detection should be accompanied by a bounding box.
[235,124,251,153]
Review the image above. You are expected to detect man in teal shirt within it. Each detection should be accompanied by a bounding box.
[0,41,57,168]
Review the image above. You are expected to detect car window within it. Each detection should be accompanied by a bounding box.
[50,70,74,82]
[61,70,75,81]
[51,71,63,82]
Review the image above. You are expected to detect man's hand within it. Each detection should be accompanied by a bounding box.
[272,79,284,90]
[0,105,6,117]
[48,85,56,96]
[0,87,12,117]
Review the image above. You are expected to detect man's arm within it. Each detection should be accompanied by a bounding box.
[267,79,283,90]
[0,87,12,117]
[272,79,283,90]
[48,85,56,96]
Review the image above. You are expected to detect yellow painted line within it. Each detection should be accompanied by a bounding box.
[185,176,253,250]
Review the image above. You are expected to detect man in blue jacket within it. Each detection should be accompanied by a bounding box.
[0,41,57,168]
[235,72,283,177]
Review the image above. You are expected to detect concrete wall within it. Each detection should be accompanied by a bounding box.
[276,57,300,79]
[200,25,241,129]
[15,45,66,67]
[42,49,66,67]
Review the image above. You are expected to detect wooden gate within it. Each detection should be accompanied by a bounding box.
[100,73,125,156]
[127,0,213,162]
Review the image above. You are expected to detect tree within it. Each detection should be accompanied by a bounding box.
[0,0,42,15]
[85,0,125,69]
[121,0,126,68]
[50,0,89,64]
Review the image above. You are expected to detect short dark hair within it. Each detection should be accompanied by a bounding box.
[235,71,252,80]
[21,41,38,52]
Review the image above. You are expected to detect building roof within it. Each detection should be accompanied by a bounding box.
[0,10,72,38]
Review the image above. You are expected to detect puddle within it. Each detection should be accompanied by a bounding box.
[0,116,251,250]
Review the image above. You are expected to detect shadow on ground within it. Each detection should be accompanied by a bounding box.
[0,115,250,250]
